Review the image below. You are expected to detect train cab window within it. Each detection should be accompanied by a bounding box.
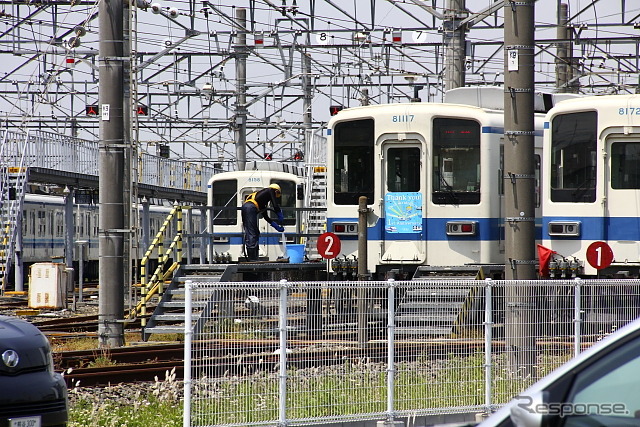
[387,147,420,192]
[432,118,481,204]
[611,142,640,189]
[333,119,374,205]
[211,179,237,225]
[270,180,297,225]
[550,111,597,202]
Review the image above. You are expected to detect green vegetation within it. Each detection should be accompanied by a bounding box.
[69,396,182,427]
[66,350,571,426]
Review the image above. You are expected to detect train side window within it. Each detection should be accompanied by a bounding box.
[55,212,64,237]
[387,147,420,192]
[550,111,597,202]
[22,210,27,235]
[211,179,237,225]
[333,119,374,205]
[432,118,481,204]
[271,180,297,225]
[610,142,640,189]
[37,210,45,237]
[30,211,35,237]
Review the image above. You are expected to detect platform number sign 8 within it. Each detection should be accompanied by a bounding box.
[316,32,330,45]
[586,241,614,270]
[317,232,341,259]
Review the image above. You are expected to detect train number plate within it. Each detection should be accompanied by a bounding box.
[9,416,41,427]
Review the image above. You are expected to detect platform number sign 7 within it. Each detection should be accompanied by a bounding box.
[317,232,341,259]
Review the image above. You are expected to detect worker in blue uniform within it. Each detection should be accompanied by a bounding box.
[241,183,285,261]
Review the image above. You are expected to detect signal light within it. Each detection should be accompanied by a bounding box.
[329,105,343,116]
[293,150,303,161]
[85,105,98,116]
[137,105,148,115]
[265,153,273,161]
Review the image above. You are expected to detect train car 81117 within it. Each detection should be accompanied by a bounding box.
[326,87,552,280]
[542,94,640,278]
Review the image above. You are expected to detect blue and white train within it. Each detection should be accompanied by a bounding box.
[325,87,556,280]
[206,169,305,261]
[542,94,640,277]
[16,194,199,282]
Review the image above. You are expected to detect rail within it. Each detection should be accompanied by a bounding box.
[127,205,184,324]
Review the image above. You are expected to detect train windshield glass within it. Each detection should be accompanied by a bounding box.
[551,111,597,202]
[333,119,374,205]
[270,180,296,225]
[211,179,237,225]
[611,142,640,189]
[432,118,481,204]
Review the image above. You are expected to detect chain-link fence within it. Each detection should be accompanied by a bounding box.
[183,278,640,427]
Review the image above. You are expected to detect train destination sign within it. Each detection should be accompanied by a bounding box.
[586,241,614,270]
[317,232,341,259]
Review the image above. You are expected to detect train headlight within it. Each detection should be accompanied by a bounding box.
[548,221,581,237]
[332,222,358,235]
[446,221,477,236]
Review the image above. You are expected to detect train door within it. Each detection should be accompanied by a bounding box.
[605,135,640,263]
[380,140,426,263]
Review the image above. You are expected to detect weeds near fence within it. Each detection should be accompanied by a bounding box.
[190,349,573,426]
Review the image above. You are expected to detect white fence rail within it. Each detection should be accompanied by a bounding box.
[183,279,640,427]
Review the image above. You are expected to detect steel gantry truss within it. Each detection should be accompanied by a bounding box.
[0,0,639,168]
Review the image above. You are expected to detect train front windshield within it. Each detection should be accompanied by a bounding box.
[550,111,597,203]
[333,119,374,205]
[432,118,481,204]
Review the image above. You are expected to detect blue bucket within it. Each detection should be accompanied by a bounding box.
[288,244,305,263]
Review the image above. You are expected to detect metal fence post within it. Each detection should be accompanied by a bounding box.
[387,278,396,422]
[183,279,193,427]
[484,278,493,414]
[573,277,582,357]
[279,279,289,426]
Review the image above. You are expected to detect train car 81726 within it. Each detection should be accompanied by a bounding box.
[542,94,640,278]
[326,87,548,280]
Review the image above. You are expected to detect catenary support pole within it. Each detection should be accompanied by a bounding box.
[503,0,536,375]
[235,8,248,171]
[556,3,576,93]
[444,0,467,91]
[98,0,125,347]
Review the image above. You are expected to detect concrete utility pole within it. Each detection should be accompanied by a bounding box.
[235,8,248,171]
[444,0,467,91]
[98,0,126,347]
[503,0,536,374]
[556,3,576,93]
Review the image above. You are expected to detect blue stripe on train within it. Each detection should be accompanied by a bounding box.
[543,216,640,241]
[327,217,543,241]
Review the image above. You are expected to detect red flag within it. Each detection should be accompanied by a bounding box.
[537,244,557,278]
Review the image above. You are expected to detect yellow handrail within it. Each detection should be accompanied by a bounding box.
[127,205,184,323]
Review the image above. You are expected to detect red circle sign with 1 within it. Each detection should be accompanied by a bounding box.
[317,232,341,259]
[586,241,614,270]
